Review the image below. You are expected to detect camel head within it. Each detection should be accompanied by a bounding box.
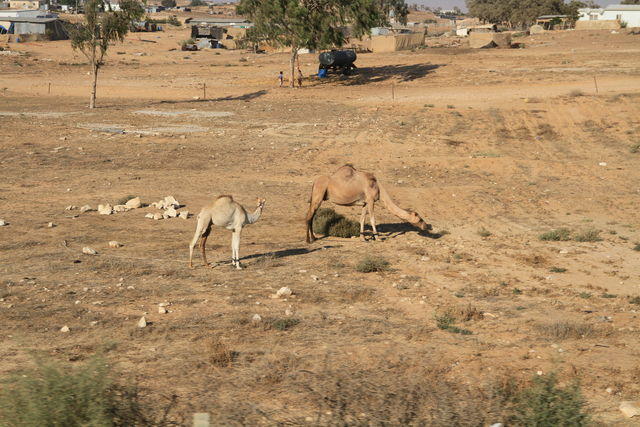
[408,211,432,232]
[256,198,266,208]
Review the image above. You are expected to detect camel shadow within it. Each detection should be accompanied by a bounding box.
[376,222,446,239]
[343,63,445,85]
[241,245,336,262]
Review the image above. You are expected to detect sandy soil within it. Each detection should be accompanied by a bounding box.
[1,27,640,424]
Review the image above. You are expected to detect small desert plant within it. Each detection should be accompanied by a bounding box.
[509,372,590,426]
[270,318,300,331]
[435,312,472,335]
[630,143,640,153]
[477,227,492,238]
[355,255,390,273]
[601,293,617,299]
[629,296,640,305]
[578,292,592,299]
[205,336,234,368]
[424,103,434,108]
[537,320,595,340]
[574,229,602,242]
[0,356,175,426]
[447,104,455,109]
[632,243,640,251]
[115,195,137,205]
[568,89,584,97]
[539,228,571,241]
[549,267,567,273]
[312,208,360,238]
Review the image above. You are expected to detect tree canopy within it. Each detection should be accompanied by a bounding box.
[465,0,599,28]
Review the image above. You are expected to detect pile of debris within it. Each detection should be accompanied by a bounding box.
[145,196,189,220]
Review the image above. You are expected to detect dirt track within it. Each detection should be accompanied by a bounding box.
[1,27,640,424]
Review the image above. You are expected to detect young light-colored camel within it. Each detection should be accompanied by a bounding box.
[305,165,431,243]
[189,195,266,269]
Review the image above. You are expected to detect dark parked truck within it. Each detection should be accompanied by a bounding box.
[318,49,357,76]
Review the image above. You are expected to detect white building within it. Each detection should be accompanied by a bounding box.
[578,4,640,28]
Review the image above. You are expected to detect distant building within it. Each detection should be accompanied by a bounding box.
[578,4,640,28]
[0,15,67,39]
[8,0,41,9]
[184,17,252,27]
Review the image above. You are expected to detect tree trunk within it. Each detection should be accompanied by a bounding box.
[89,45,98,109]
[90,61,98,109]
[289,47,297,88]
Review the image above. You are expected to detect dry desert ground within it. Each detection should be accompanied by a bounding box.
[1,26,640,425]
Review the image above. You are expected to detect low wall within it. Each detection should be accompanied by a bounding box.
[469,32,511,48]
[575,20,620,30]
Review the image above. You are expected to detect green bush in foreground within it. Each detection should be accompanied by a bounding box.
[509,373,590,426]
[539,228,572,241]
[0,356,173,427]
[312,208,360,238]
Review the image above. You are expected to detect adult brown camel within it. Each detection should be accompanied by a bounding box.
[305,165,431,243]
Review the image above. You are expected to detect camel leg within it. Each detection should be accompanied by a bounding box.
[200,224,213,267]
[360,205,368,241]
[189,215,210,268]
[231,229,242,269]
[305,176,329,244]
[367,202,379,240]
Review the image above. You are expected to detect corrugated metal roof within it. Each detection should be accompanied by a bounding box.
[3,16,58,22]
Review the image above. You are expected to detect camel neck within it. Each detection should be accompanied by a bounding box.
[247,205,263,224]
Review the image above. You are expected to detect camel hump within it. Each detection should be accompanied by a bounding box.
[216,194,234,201]
[334,164,357,179]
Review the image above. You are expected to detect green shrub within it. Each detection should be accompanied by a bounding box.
[549,267,567,273]
[435,312,472,335]
[477,227,492,238]
[355,255,390,273]
[539,228,571,241]
[629,296,640,305]
[0,356,172,426]
[312,208,360,238]
[270,318,300,331]
[578,292,592,299]
[630,144,640,153]
[632,243,640,251]
[509,373,590,426]
[537,321,595,340]
[574,229,602,242]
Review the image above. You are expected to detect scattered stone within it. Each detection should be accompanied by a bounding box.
[164,196,179,209]
[153,213,162,220]
[164,207,178,218]
[251,314,262,323]
[158,305,167,314]
[125,197,142,209]
[137,316,147,328]
[276,287,292,298]
[108,241,123,248]
[113,204,128,213]
[80,205,93,213]
[82,246,98,255]
[310,275,319,281]
[145,213,155,219]
[0,219,6,226]
[98,204,113,215]
[60,325,70,333]
[48,222,55,228]
[90,321,98,326]
[490,424,504,427]
[65,205,76,210]
[179,210,189,219]
[606,387,613,394]
[285,309,293,316]
[599,162,607,167]
[619,401,640,418]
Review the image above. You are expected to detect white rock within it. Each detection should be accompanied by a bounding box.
[113,204,128,213]
[108,241,122,248]
[145,213,155,219]
[251,314,262,323]
[48,222,55,228]
[490,424,504,427]
[599,162,607,166]
[0,220,6,226]
[164,196,179,208]
[98,204,113,215]
[179,210,189,219]
[80,205,93,213]
[311,275,319,281]
[82,246,98,255]
[285,309,293,316]
[164,207,178,218]
[60,325,70,332]
[619,401,640,418]
[125,197,142,209]
[276,287,292,297]
[606,387,613,394]
[65,205,76,210]
[90,321,98,326]
[158,306,167,314]
[137,316,147,328]
[153,213,162,220]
